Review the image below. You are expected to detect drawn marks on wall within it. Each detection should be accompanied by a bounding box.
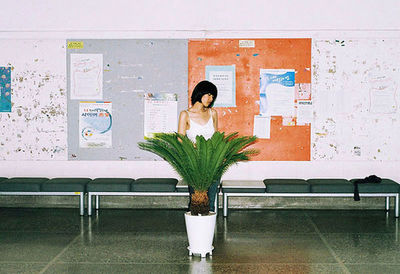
[312,39,400,160]
[0,40,67,160]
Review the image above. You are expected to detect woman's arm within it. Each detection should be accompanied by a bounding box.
[211,108,218,131]
[178,110,189,135]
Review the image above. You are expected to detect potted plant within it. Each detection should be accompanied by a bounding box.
[138,131,257,257]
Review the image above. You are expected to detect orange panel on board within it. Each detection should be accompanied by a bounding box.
[188,39,311,161]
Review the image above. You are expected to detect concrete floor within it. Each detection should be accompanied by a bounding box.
[0,208,399,274]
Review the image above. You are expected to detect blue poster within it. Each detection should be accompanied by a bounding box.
[0,67,11,112]
[260,69,295,117]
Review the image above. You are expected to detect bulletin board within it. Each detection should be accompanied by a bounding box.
[66,39,188,161]
[188,39,312,161]
[2,38,399,162]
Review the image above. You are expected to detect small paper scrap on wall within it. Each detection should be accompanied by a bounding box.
[68,41,84,49]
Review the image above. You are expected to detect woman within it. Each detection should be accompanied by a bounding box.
[178,80,219,212]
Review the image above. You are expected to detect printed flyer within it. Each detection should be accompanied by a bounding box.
[79,101,112,148]
[144,93,177,138]
[260,69,295,117]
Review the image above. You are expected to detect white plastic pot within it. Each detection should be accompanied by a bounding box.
[184,211,217,258]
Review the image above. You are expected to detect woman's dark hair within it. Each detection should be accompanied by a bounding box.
[191,80,218,108]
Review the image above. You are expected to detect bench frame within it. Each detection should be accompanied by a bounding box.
[87,191,221,216]
[222,192,399,217]
[0,191,85,216]
[87,192,190,216]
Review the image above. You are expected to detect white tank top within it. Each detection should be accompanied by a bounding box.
[186,109,215,142]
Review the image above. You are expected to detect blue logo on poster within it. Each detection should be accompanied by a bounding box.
[81,108,112,140]
[260,72,295,88]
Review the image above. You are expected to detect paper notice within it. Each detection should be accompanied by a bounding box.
[206,65,236,107]
[144,93,178,138]
[253,115,271,139]
[70,54,103,100]
[68,41,84,49]
[297,100,313,125]
[239,40,255,48]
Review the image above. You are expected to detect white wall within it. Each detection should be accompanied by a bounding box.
[1,0,400,38]
[0,0,400,181]
[0,0,397,30]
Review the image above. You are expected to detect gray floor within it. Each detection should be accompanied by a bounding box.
[0,208,399,274]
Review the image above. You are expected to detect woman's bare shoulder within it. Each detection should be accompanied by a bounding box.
[179,110,189,117]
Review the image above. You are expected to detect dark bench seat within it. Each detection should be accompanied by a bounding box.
[350,178,399,193]
[87,178,134,192]
[0,177,89,215]
[308,178,353,193]
[265,179,310,193]
[222,178,400,217]
[41,177,90,192]
[87,178,186,215]
[0,177,48,192]
[133,178,177,192]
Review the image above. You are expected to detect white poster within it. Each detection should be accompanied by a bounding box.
[368,73,397,114]
[71,54,103,100]
[79,101,112,148]
[260,69,295,117]
[144,93,178,138]
[206,65,236,107]
[297,100,313,125]
[253,115,271,139]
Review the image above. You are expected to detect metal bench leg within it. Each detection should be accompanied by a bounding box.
[396,194,399,218]
[96,195,100,210]
[223,193,228,217]
[88,193,92,216]
[79,193,84,216]
[386,197,390,211]
[214,193,218,216]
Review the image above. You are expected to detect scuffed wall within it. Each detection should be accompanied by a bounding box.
[0,40,67,160]
[312,39,400,160]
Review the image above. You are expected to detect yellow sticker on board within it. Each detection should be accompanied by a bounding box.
[75,192,81,195]
[68,41,84,49]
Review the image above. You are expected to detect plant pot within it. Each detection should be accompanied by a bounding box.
[184,211,216,258]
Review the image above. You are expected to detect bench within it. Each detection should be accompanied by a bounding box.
[0,177,89,215]
[87,179,222,216]
[4,176,395,217]
[87,178,190,216]
[0,177,186,216]
[222,178,400,218]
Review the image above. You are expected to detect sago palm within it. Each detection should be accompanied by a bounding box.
[138,131,257,215]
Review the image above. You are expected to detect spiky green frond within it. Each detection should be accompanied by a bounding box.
[138,132,257,191]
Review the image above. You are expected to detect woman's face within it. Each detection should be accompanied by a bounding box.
[201,93,214,107]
